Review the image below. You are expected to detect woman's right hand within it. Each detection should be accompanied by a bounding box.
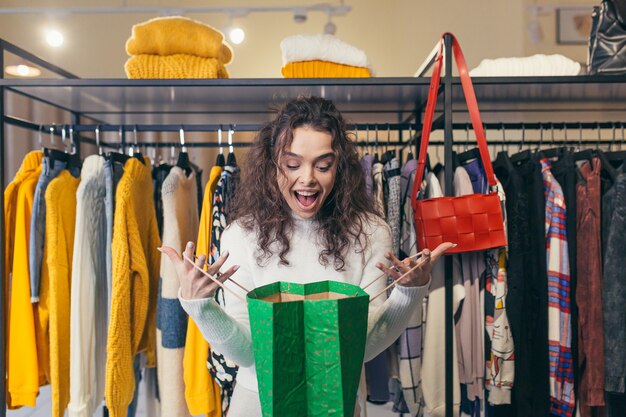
[159,241,240,300]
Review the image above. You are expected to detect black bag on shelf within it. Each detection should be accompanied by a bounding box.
[588,0,626,75]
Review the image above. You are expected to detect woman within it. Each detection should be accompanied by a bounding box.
[160,96,453,416]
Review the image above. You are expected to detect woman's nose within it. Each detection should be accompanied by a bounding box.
[299,166,316,185]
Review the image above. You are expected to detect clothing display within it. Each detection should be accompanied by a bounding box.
[68,155,107,417]
[45,169,80,417]
[106,157,161,417]
[124,16,232,79]
[4,151,43,408]
[280,34,372,77]
[29,156,69,302]
[540,158,575,417]
[603,172,626,394]
[184,165,223,417]
[576,158,606,416]
[156,167,199,417]
[469,54,581,76]
[421,171,463,417]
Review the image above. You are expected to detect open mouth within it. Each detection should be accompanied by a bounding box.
[294,191,319,208]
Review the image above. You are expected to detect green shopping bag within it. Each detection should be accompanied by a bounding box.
[247,280,370,417]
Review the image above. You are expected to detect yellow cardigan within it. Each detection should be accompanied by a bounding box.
[106,157,161,417]
[45,169,80,417]
[184,165,223,416]
[4,151,43,408]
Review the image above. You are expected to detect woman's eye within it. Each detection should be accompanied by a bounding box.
[317,165,331,172]
[286,165,299,170]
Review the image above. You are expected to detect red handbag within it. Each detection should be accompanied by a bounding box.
[410,33,507,254]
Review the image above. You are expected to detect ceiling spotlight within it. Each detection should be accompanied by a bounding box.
[324,14,336,35]
[45,29,64,47]
[229,27,245,45]
[293,8,307,23]
[5,64,41,78]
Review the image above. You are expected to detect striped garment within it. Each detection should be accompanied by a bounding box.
[540,159,575,417]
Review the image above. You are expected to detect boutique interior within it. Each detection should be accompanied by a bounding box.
[1,1,625,417]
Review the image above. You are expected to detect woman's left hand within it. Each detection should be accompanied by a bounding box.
[376,242,456,287]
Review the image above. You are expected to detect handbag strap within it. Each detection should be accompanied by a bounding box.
[411,33,496,208]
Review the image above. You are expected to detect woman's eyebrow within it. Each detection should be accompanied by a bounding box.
[314,153,336,162]
[284,151,302,159]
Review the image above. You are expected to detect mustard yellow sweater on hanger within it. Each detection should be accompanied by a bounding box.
[4,151,43,408]
[106,157,161,417]
[184,165,222,416]
[45,169,80,417]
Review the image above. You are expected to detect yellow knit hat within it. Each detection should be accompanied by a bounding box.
[125,54,229,79]
[281,60,371,78]
[126,16,233,64]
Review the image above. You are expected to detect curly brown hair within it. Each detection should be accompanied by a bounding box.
[231,95,378,271]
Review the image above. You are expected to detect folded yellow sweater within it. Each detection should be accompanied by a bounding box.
[125,54,229,79]
[281,60,371,78]
[126,16,233,64]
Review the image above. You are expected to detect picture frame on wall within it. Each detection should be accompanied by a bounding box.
[556,7,593,45]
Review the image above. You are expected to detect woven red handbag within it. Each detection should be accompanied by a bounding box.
[410,33,507,254]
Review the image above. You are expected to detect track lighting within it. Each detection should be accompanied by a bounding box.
[324,14,336,35]
[45,28,64,47]
[229,27,245,45]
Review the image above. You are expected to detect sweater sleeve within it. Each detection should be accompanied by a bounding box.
[179,223,255,368]
[359,217,430,362]
[68,180,96,417]
[106,198,137,417]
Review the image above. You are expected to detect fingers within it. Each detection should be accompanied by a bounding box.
[158,246,183,265]
[183,241,195,261]
[216,264,240,283]
[195,253,206,270]
[430,242,457,262]
[206,251,230,275]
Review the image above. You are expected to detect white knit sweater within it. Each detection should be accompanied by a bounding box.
[157,167,199,417]
[179,213,429,410]
[68,155,107,417]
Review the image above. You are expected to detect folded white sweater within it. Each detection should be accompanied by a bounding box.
[469,54,581,76]
[280,34,369,68]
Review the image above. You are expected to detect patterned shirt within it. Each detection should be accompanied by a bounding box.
[540,158,575,417]
[209,164,240,414]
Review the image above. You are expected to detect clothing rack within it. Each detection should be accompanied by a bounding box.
[2,35,626,417]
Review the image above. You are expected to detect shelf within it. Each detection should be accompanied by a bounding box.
[0,78,430,125]
[2,75,626,126]
[455,75,626,123]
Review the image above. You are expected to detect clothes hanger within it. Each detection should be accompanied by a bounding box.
[226,125,237,167]
[65,125,82,171]
[573,122,594,163]
[604,122,626,169]
[510,122,531,165]
[455,123,481,166]
[538,122,567,160]
[44,124,72,170]
[406,124,414,161]
[493,123,515,173]
[94,125,103,156]
[105,125,132,165]
[381,123,396,164]
[216,125,225,167]
[130,125,145,164]
[176,126,193,175]
[373,125,380,164]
